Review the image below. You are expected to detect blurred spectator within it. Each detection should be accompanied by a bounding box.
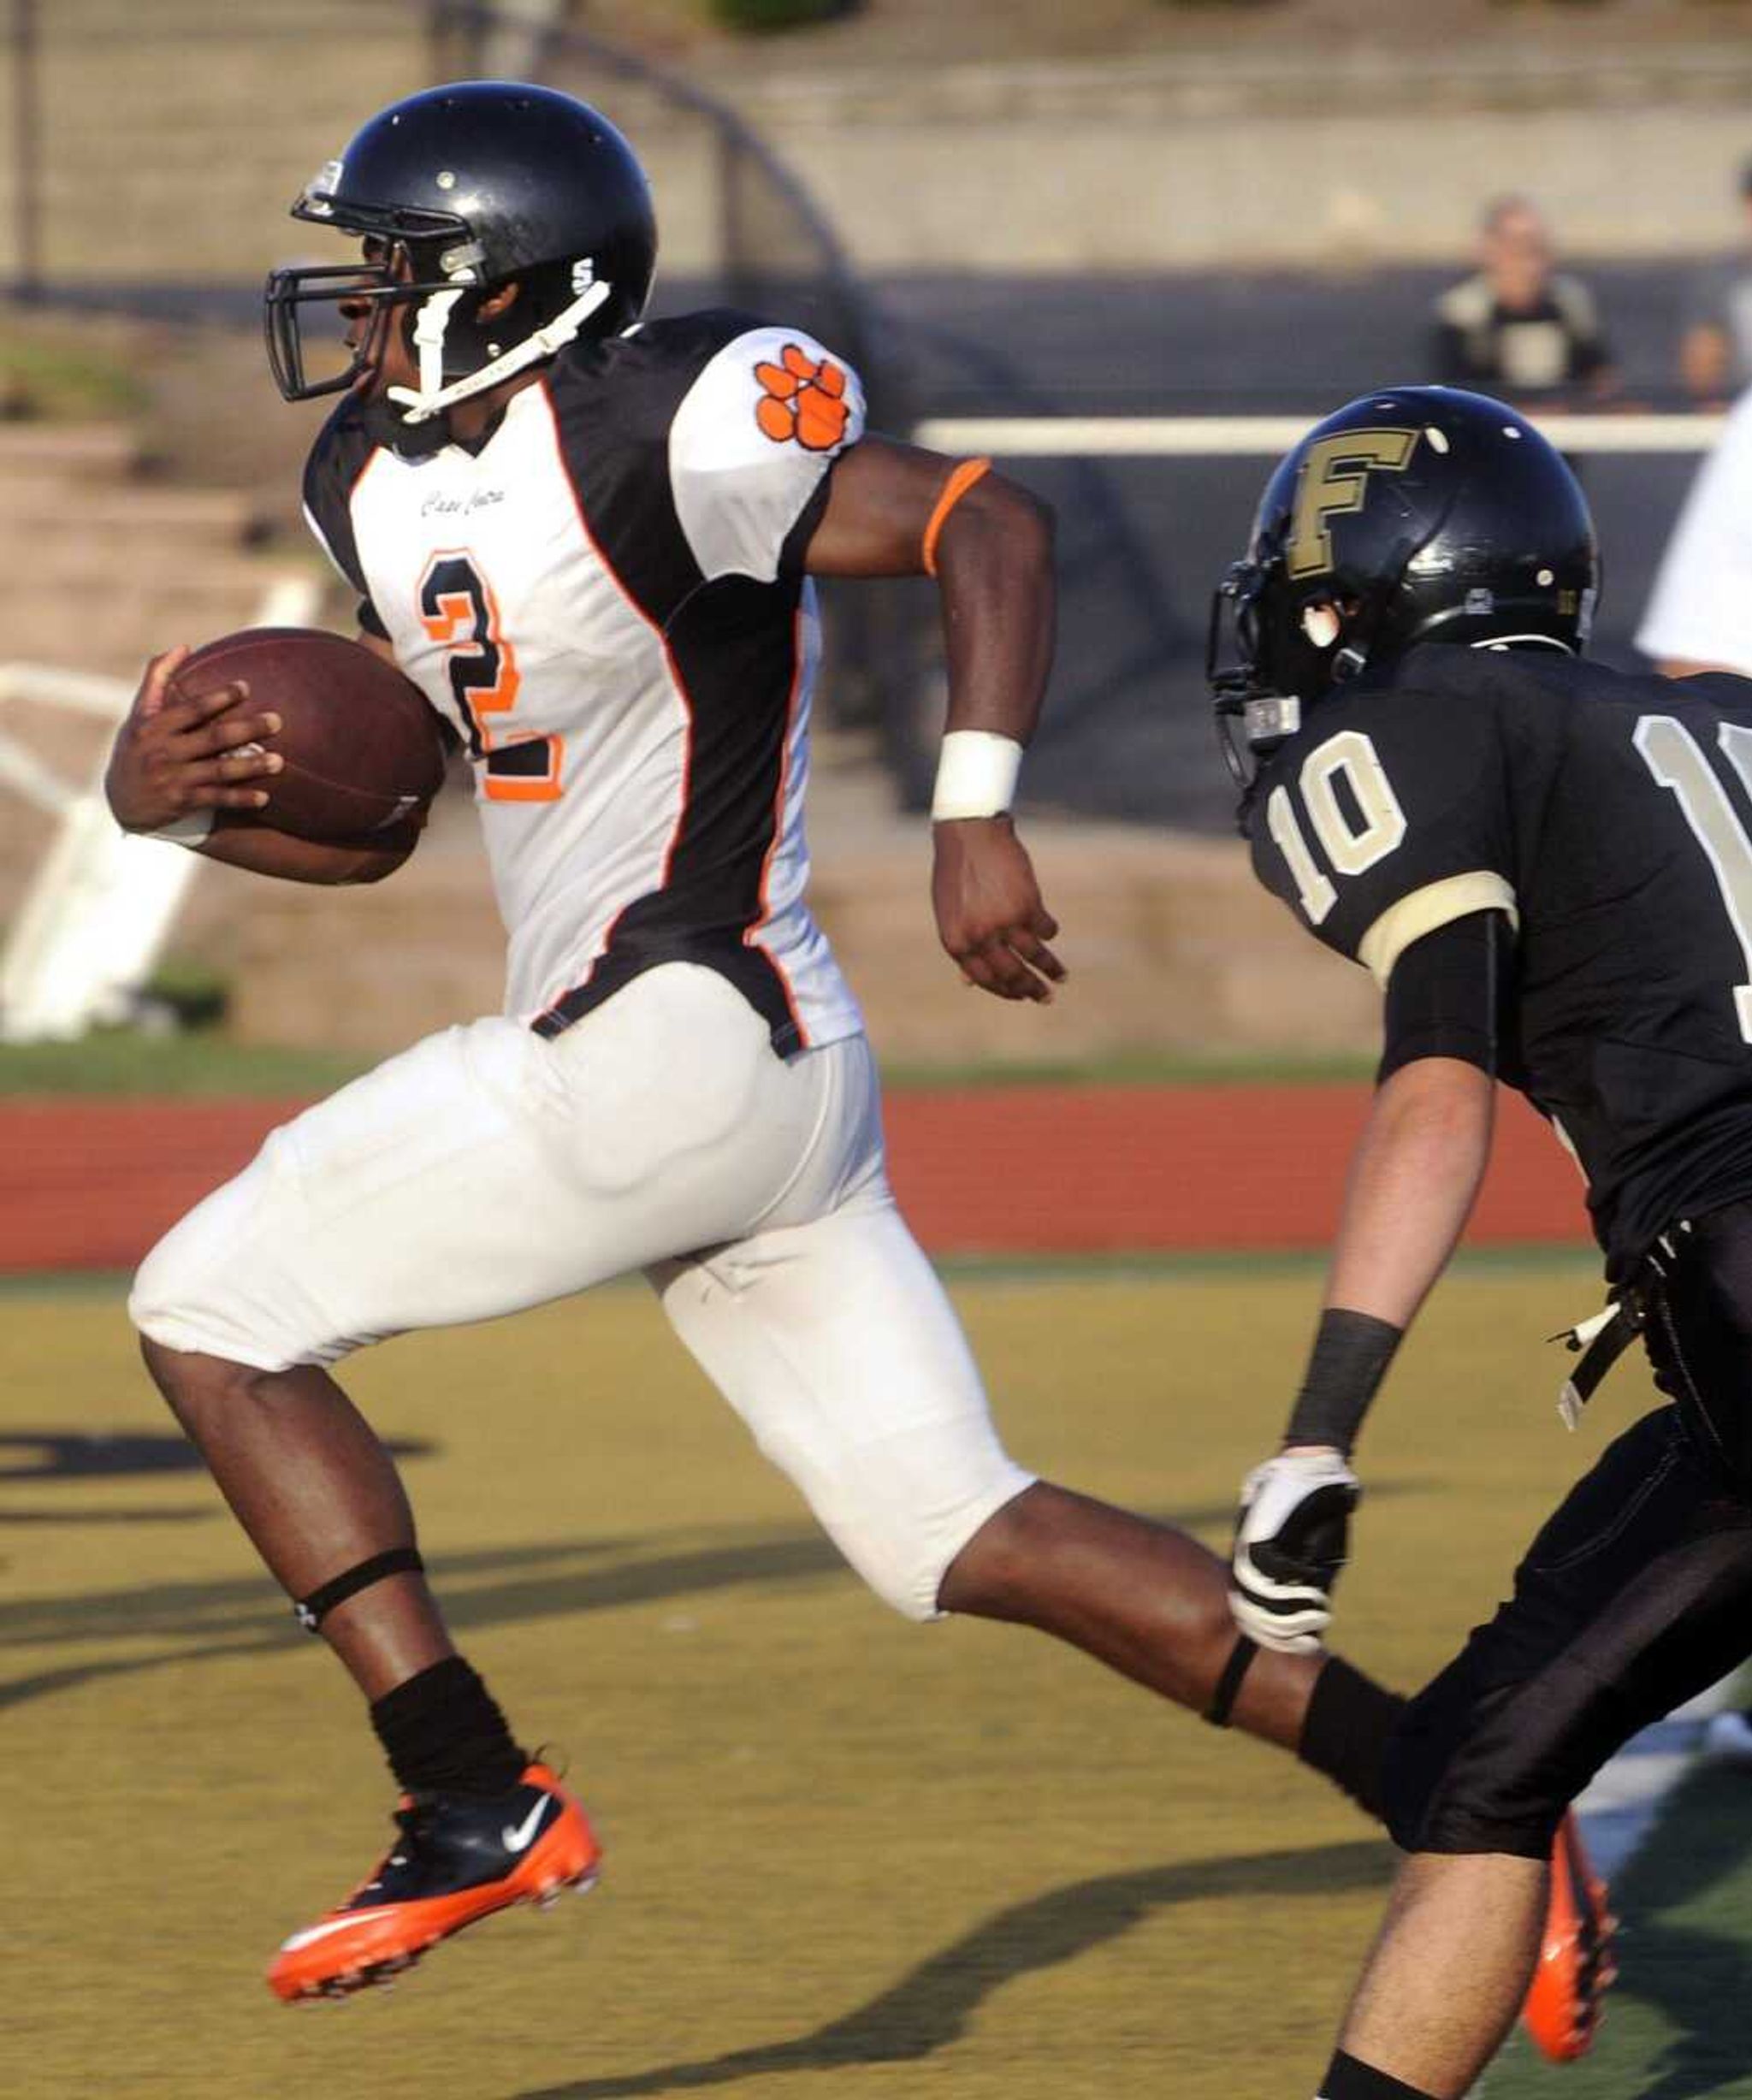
[1637,387,1752,677]
[1678,158,1752,406]
[1431,196,1615,403]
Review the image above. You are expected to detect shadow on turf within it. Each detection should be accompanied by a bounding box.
[0,1527,928,1713]
[0,1491,1429,1715]
[0,1427,434,1511]
[512,1839,1394,2100]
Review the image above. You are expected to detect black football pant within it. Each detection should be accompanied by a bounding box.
[1384,1202,1752,1858]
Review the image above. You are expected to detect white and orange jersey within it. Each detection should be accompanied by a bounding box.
[301,311,867,1056]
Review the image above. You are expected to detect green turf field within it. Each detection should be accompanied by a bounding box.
[5,1258,1736,2100]
[0,1028,1372,1097]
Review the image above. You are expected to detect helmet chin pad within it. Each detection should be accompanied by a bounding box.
[385,275,613,423]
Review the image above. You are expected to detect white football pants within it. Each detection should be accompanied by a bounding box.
[130,963,1033,1618]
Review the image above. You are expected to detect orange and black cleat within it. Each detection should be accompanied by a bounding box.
[1520,1810,1618,2062]
[267,1761,600,2002]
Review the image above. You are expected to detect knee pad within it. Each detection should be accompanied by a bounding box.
[1384,1665,1587,1860]
[127,1215,206,1346]
[127,1151,311,1373]
[832,1524,953,1624]
[1382,1672,1471,1852]
[810,1470,1034,1624]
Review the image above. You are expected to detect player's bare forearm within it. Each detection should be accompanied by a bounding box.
[805,435,1055,742]
[804,437,1062,1001]
[932,471,1055,744]
[1322,1056,1495,1334]
[194,813,423,886]
[1232,1059,1493,1647]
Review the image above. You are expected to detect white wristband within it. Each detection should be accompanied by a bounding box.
[931,731,1023,821]
[146,807,216,848]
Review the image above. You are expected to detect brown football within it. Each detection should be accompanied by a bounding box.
[172,627,448,843]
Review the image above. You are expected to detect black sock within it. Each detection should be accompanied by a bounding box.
[370,1656,528,1797]
[1317,2048,1436,2099]
[1299,1655,1406,1825]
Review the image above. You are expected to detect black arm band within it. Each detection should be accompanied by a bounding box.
[1284,1309,1404,1455]
[294,1546,425,1634]
[1377,908,1511,1085]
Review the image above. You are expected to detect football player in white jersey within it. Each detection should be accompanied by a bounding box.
[104,81,1500,2015]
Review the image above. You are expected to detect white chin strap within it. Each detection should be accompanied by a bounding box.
[386,277,613,426]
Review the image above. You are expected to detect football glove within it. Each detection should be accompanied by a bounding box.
[1229,1448,1361,1653]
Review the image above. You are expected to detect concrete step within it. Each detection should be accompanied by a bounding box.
[5,547,287,597]
[0,423,141,482]
[210,777,1376,1062]
[0,480,269,545]
[38,2,382,37]
[3,570,310,680]
[223,799,505,1050]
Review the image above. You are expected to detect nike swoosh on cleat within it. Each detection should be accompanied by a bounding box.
[502,1797,552,1853]
[279,1911,399,1954]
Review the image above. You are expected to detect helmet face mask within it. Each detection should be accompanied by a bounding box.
[1207,386,1601,794]
[263,81,657,429]
[1208,559,1305,790]
[263,255,431,405]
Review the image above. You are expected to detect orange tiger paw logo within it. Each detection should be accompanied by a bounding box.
[755,344,849,452]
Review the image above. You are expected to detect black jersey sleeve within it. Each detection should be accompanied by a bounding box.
[1378,908,1514,1081]
[300,401,387,637]
[1247,681,1518,990]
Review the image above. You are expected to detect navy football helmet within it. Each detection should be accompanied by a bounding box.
[1209,386,1600,784]
[264,80,657,426]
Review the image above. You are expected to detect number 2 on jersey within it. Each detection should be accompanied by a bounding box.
[418,553,564,803]
[1635,713,1752,1042]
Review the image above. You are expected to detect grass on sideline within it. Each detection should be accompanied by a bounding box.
[0,1027,1372,1097]
[0,1031,376,1097]
[0,311,148,421]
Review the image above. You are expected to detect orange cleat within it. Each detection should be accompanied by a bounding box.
[1520,1811,1618,2062]
[267,1761,600,2002]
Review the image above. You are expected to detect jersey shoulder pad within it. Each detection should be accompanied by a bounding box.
[1247,681,1517,985]
[547,310,866,588]
[542,309,761,449]
[663,313,867,585]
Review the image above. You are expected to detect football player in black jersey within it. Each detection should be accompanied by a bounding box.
[1216,385,1752,2099]
[105,82,1447,2008]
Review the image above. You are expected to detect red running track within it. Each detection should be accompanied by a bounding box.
[0,1084,1589,1274]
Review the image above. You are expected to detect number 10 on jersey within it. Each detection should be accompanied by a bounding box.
[418,553,564,802]
[1266,729,1409,925]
